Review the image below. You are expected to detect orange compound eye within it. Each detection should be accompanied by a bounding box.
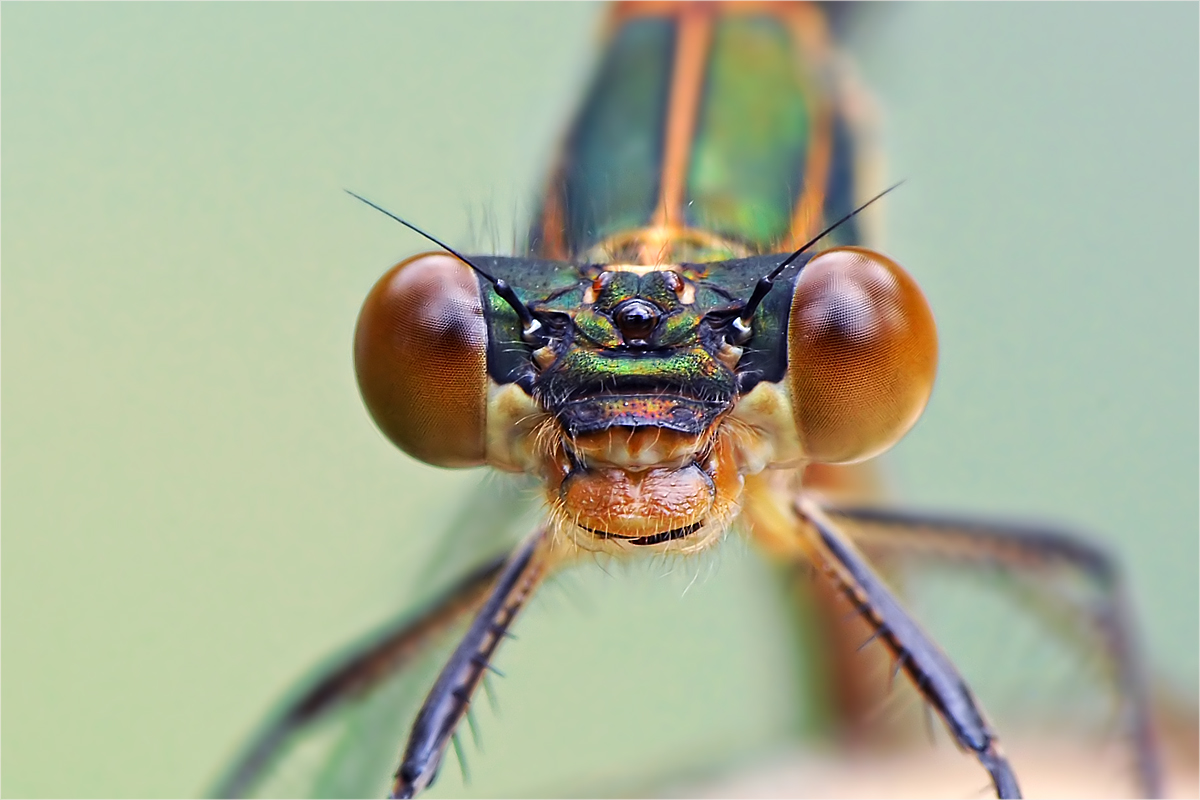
[787,246,938,464]
[354,252,488,468]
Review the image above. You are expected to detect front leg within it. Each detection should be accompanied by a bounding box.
[212,555,508,799]
[744,475,1020,798]
[825,504,1162,797]
[391,526,554,799]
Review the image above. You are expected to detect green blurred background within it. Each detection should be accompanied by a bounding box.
[4,3,1196,797]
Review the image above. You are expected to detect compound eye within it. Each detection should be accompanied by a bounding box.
[788,247,938,464]
[354,252,487,467]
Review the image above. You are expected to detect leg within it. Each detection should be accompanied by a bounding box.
[827,503,1162,798]
[391,527,553,799]
[798,498,1023,797]
[743,474,1020,798]
[212,555,506,799]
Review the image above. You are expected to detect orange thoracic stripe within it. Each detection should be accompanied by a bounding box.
[537,1,860,263]
[647,4,713,232]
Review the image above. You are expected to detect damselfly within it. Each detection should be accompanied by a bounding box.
[215,3,1167,797]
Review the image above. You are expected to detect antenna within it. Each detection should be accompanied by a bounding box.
[345,190,543,340]
[732,181,905,340]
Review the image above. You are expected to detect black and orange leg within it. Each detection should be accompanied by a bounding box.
[211,555,508,799]
[825,503,1162,798]
[391,527,552,798]
[744,473,1021,798]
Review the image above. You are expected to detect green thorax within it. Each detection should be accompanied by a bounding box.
[528,5,863,265]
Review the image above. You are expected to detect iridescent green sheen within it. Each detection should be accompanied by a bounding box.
[590,272,644,311]
[552,18,673,257]
[657,311,700,347]
[684,16,810,250]
[590,271,682,314]
[534,10,850,262]
[572,311,622,348]
[548,347,734,399]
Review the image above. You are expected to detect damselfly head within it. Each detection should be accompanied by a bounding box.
[351,191,937,554]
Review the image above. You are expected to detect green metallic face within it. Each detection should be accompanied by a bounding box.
[538,268,738,440]
[478,254,804,378]
[471,255,807,445]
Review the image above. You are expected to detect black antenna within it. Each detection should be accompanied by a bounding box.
[733,180,905,340]
[345,190,543,340]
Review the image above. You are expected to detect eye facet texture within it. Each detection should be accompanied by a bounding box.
[355,252,488,467]
[787,247,938,464]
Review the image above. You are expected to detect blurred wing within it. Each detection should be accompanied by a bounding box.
[212,473,544,798]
